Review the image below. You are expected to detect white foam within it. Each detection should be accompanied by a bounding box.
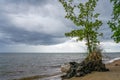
[40,74,62,80]
[107,57,120,63]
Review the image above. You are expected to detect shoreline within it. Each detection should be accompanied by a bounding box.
[13,72,62,80]
[13,57,120,80]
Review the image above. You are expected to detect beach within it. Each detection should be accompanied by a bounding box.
[66,59,120,80]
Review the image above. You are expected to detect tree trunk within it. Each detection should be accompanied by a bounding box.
[86,32,92,53]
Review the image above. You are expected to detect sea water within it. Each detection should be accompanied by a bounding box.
[0,53,119,80]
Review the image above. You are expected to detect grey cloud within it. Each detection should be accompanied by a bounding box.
[0,25,66,45]
[0,0,54,16]
[0,0,50,5]
[97,0,113,15]
[0,12,67,45]
[0,0,68,45]
[99,23,113,41]
[0,0,114,46]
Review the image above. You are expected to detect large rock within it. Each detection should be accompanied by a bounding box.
[61,62,78,79]
[61,63,71,73]
[61,52,109,79]
[61,60,109,79]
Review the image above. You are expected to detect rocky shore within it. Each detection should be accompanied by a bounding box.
[62,59,120,80]
[61,52,109,79]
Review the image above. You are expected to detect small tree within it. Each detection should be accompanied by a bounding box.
[59,0,103,54]
[108,0,120,43]
[59,1,109,78]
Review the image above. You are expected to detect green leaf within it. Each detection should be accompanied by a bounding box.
[59,0,102,53]
[94,13,100,18]
[108,0,120,43]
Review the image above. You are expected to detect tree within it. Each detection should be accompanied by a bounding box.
[59,0,109,79]
[108,0,120,43]
[59,0,103,54]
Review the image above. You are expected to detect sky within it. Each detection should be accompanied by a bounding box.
[0,0,120,53]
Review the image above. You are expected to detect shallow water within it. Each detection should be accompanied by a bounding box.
[0,53,119,80]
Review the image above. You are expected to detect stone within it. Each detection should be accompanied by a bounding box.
[61,60,109,79]
[61,63,71,73]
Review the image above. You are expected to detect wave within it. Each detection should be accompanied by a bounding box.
[49,65,61,68]
[40,74,62,80]
[106,57,120,63]
[14,72,62,80]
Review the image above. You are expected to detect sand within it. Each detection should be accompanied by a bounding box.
[66,59,120,80]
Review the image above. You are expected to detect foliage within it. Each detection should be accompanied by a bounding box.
[59,0,103,53]
[108,0,120,43]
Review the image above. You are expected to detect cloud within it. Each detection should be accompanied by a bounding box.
[0,0,50,7]
[0,39,120,53]
[0,0,119,53]
[8,13,68,35]
[0,25,68,45]
[96,0,113,18]
[0,0,73,45]
[0,38,86,53]
[101,41,120,52]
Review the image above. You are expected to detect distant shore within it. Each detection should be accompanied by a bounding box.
[66,59,120,80]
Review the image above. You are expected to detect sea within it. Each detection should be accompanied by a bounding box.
[0,53,120,80]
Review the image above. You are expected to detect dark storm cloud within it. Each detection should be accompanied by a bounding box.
[0,0,113,46]
[0,11,66,45]
[0,24,65,45]
[0,0,50,5]
[0,0,51,14]
[0,0,68,45]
